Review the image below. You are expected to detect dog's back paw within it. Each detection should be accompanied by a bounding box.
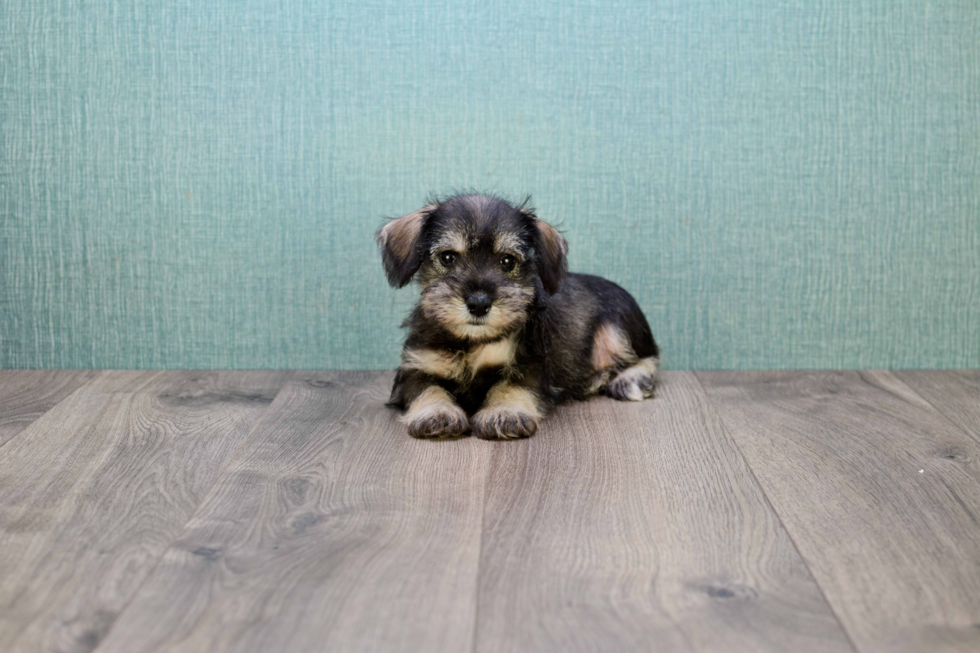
[607,357,659,401]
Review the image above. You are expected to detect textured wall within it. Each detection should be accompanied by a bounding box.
[2,1,978,370]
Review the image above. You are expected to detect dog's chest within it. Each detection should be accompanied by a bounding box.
[402,336,517,382]
[464,337,517,376]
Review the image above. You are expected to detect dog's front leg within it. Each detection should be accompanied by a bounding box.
[399,378,469,439]
[471,380,545,440]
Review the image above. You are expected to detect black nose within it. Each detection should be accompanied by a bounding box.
[465,292,492,317]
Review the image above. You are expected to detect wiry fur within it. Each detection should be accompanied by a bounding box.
[377,193,660,439]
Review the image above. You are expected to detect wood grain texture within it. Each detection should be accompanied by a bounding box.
[96,372,491,653]
[897,371,980,442]
[475,371,854,653]
[698,371,980,653]
[0,370,288,653]
[0,370,99,448]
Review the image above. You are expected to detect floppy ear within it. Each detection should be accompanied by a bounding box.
[530,214,568,295]
[375,204,435,287]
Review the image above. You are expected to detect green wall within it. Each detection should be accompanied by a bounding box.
[2,1,978,370]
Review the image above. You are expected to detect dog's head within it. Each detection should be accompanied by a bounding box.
[376,194,568,342]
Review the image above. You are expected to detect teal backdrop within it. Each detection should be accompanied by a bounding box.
[2,1,978,370]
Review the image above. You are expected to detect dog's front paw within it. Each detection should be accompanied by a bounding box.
[471,405,538,440]
[401,386,469,438]
[405,404,469,438]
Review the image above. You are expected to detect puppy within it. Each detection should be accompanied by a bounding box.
[376,194,659,439]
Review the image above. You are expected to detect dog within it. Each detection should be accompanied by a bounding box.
[376,193,659,440]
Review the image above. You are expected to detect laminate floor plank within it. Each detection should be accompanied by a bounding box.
[897,371,980,443]
[475,371,854,653]
[0,370,100,448]
[697,370,980,653]
[0,370,289,653]
[96,372,491,653]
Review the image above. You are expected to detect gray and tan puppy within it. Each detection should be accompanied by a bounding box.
[376,193,659,439]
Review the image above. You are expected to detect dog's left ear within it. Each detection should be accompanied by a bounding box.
[526,211,568,295]
[375,204,435,287]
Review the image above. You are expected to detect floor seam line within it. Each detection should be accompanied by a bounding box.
[692,371,863,653]
[0,370,104,454]
[470,444,495,653]
[891,371,980,448]
[90,370,295,653]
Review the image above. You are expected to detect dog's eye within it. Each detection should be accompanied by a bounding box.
[500,254,517,272]
[439,251,458,267]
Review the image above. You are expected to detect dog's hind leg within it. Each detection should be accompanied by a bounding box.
[607,356,659,401]
[588,321,659,400]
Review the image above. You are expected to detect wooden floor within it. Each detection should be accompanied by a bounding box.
[0,371,978,653]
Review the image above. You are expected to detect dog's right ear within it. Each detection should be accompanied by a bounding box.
[375,204,436,287]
